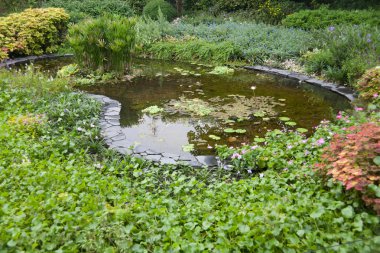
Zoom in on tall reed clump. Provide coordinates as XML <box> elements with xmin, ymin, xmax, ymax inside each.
<box><xmin>68</xmin><ymin>15</ymin><xmax>136</xmax><ymax>74</ymax></box>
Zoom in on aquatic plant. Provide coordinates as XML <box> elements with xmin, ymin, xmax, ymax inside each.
<box><xmin>68</xmin><ymin>15</ymin><xmax>136</xmax><ymax>74</ymax></box>
<box><xmin>209</xmin><ymin>66</ymin><xmax>235</xmax><ymax>75</ymax></box>
<box><xmin>142</xmin><ymin>105</ymin><xmax>164</xmax><ymax>115</ymax></box>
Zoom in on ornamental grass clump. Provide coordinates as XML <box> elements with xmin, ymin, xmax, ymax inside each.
<box><xmin>68</xmin><ymin>15</ymin><xmax>136</xmax><ymax>74</ymax></box>
<box><xmin>316</xmin><ymin>123</ymin><xmax>380</xmax><ymax>214</ymax></box>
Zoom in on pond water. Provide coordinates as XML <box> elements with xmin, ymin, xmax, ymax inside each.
<box><xmin>31</xmin><ymin>58</ymin><xmax>351</xmax><ymax>156</ymax></box>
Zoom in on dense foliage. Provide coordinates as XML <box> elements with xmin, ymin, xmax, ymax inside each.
<box><xmin>41</xmin><ymin>0</ymin><xmax>134</xmax><ymax>22</ymax></box>
<box><xmin>303</xmin><ymin>25</ymin><xmax>380</xmax><ymax>86</ymax></box>
<box><xmin>136</xmin><ymin>18</ymin><xmax>312</xmax><ymax>64</ymax></box>
<box><xmin>357</xmin><ymin>66</ymin><xmax>380</xmax><ymax>102</ymax></box>
<box><xmin>0</xmin><ymin>69</ymin><xmax>379</xmax><ymax>252</ymax></box>
<box><xmin>143</xmin><ymin>0</ymin><xmax>177</xmax><ymax>21</ymax></box>
<box><xmin>68</xmin><ymin>15</ymin><xmax>136</xmax><ymax>73</ymax></box>
<box><xmin>316</xmin><ymin>122</ymin><xmax>380</xmax><ymax>214</ymax></box>
<box><xmin>282</xmin><ymin>8</ymin><xmax>380</xmax><ymax>29</ymax></box>
<box><xmin>0</xmin><ymin>8</ymin><xmax>69</xmax><ymax>61</ymax></box>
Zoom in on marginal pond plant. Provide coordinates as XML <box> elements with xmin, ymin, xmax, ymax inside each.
<box><xmin>68</xmin><ymin>15</ymin><xmax>136</xmax><ymax>74</ymax></box>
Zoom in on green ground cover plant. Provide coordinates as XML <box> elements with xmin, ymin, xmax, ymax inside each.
<box><xmin>1</xmin><ymin>68</ymin><xmax>379</xmax><ymax>252</ymax></box>
<box><xmin>303</xmin><ymin>25</ymin><xmax>380</xmax><ymax>86</ymax></box>
<box><xmin>282</xmin><ymin>8</ymin><xmax>380</xmax><ymax>30</ymax></box>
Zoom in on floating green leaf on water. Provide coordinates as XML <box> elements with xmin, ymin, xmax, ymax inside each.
<box><xmin>279</xmin><ymin>117</ymin><xmax>290</xmax><ymax>121</ymax></box>
<box><xmin>209</xmin><ymin>66</ymin><xmax>234</xmax><ymax>75</ymax></box>
<box><xmin>224</xmin><ymin>128</ymin><xmax>235</xmax><ymax>133</ymax></box>
<box><xmin>285</xmin><ymin>121</ymin><xmax>297</xmax><ymax>126</ymax></box>
<box><xmin>224</xmin><ymin>128</ymin><xmax>246</xmax><ymax>134</ymax></box>
<box><xmin>254</xmin><ymin>137</ymin><xmax>266</xmax><ymax>143</ymax></box>
<box><xmin>297</xmin><ymin>128</ymin><xmax>308</xmax><ymax>133</ymax></box>
<box><xmin>182</xmin><ymin>143</ymin><xmax>195</xmax><ymax>152</ymax></box>
<box><xmin>142</xmin><ymin>105</ymin><xmax>164</xmax><ymax>115</ymax></box>
<box><xmin>263</xmin><ymin>117</ymin><xmax>270</xmax><ymax>121</ymax></box>
<box><xmin>209</xmin><ymin>135</ymin><xmax>221</xmax><ymax>140</ymax></box>
<box><xmin>254</xmin><ymin>111</ymin><xmax>266</xmax><ymax>117</ymax></box>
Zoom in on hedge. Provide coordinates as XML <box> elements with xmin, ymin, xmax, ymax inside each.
<box><xmin>0</xmin><ymin>8</ymin><xmax>69</xmax><ymax>61</ymax></box>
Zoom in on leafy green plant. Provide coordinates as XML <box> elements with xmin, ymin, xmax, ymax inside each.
<box><xmin>68</xmin><ymin>15</ymin><xmax>136</xmax><ymax>74</ymax></box>
<box><xmin>142</xmin><ymin>105</ymin><xmax>164</xmax><ymax>115</ymax></box>
<box><xmin>42</xmin><ymin>0</ymin><xmax>134</xmax><ymax>22</ymax></box>
<box><xmin>303</xmin><ymin>25</ymin><xmax>380</xmax><ymax>86</ymax></box>
<box><xmin>143</xmin><ymin>0</ymin><xmax>177</xmax><ymax>21</ymax></box>
<box><xmin>282</xmin><ymin>8</ymin><xmax>380</xmax><ymax>30</ymax></box>
<box><xmin>209</xmin><ymin>66</ymin><xmax>235</xmax><ymax>75</ymax></box>
<box><xmin>0</xmin><ymin>8</ymin><xmax>69</xmax><ymax>61</ymax></box>
<box><xmin>356</xmin><ymin>66</ymin><xmax>380</xmax><ymax>102</ymax></box>
<box><xmin>316</xmin><ymin>123</ymin><xmax>380</xmax><ymax>214</ymax></box>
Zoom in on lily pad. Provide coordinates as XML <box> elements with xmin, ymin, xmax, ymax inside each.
<box><xmin>296</xmin><ymin>128</ymin><xmax>308</xmax><ymax>133</ymax></box>
<box><xmin>279</xmin><ymin>117</ymin><xmax>290</xmax><ymax>121</ymax></box>
<box><xmin>285</xmin><ymin>121</ymin><xmax>297</xmax><ymax>126</ymax></box>
<box><xmin>209</xmin><ymin>66</ymin><xmax>235</xmax><ymax>75</ymax></box>
<box><xmin>142</xmin><ymin>105</ymin><xmax>164</xmax><ymax>115</ymax></box>
<box><xmin>224</xmin><ymin>128</ymin><xmax>235</xmax><ymax>133</ymax></box>
<box><xmin>254</xmin><ymin>138</ymin><xmax>265</xmax><ymax>143</ymax></box>
<box><xmin>182</xmin><ymin>144</ymin><xmax>195</xmax><ymax>152</ymax></box>
<box><xmin>235</xmin><ymin>129</ymin><xmax>247</xmax><ymax>134</ymax></box>
<box><xmin>209</xmin><ymin>135</ymin><xmax>221</xmax><ymax>140</ymax></box>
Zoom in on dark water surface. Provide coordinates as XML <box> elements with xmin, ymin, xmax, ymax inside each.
<box><xmin>32</xmin><ymin>58</ymin><xmax>351</xmax><ymax>156</ymax></box>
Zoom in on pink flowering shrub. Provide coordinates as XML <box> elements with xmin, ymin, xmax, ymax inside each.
<box><xmin>356</xmin><ymin>67</ymin><xmax>380</xmax><ymax>103</ymax></box>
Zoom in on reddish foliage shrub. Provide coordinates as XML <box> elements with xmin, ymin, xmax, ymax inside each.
<box><xmin>316</xmin><ymin>123</ymin><xmax>380</xmax><ymax>214</ymax></box>
<box><xmin>356</xmin><ymin>66</ymin><xmax>380</xmax><ymax>101</ymax></box>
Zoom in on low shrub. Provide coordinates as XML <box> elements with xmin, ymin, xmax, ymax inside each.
<box><xmin>145</xmin><ymin>38</ymin><xmax>242</xmax><ymax>63</ymax></box>
<box><xmin>0</xmin><ymin>8</ymin><xmax>69</xmax><ymax>61</ymax></box>
<box><xmin>303</xmin><ymin>25</ymin><xmax>380</xmax><ymax>86</ymax></box>
<box><xmin>42</xmin><ymin>0</ymin><xmax>134</xmax><ymax>22</ymax></box>
<box><xmin>357</xmin><ymin>67</ymin><xmax>380</xmax><ymax>102</ymax></box>
<box><xmin>136</xmin><ymin>18</ymin><xmax>312</xmax><ymax>64</ymax></box>
<box><xmin>143</xmin><ymin>0</ymin><xmax>177</xmax><ymax>21</ymax></box>
<box><xmin>68</xmin><ymin>15</ymin><xmax>136</xmax><ymax>73</ymax></box>
<box><xmin>282</xmin><ymin>8</ymin><xmax>380</xmax><ymax>30</ymax></box>
<box><xmin>316</xmin><ymin>123</ymin><xmax>380</xmax><ymax>215</ymax></box>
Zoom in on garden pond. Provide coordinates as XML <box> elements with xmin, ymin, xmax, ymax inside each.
<box><xmin>31</xmin><ymin>58</ymin><xmax>351</xmax><ymax>156</ymax></box>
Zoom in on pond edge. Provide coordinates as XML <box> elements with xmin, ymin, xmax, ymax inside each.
<box><xmin>244</xmin><ymin>66</ymin><xmax>356</xmax><ymax>101</ymax></box>
<box><xmin>0</xmin><ymin>54</ymin><xmax>356</xmax><ymax>166</ymax></box>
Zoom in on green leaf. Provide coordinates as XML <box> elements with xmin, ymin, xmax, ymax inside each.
<box><xmin>238</xmin><ymin>224</ymin><xmax>250</xmax><ymax>234</ymax></box>
<box><xmin>223</xmin><ymin>128</ymin><xmax>235</xmax><ymax>133</ymax></box>
<box><xmin>279</xmin><ymin>117</ymin><xmax>290</xmax><ymax>121</ymax></box>
<box><xmin>296</xmin><ymin>128</ymin><xmax>308</xmax><ymax>133</ymax></box>
<box><xmin>209</xmin><ymin>135</ymin><xmax>221</xmax><ymax>140</ymax></box>
<box><xmin>285</xmin><ymin>121</ymin><xmax>297</xmax><ymax>126</ymax></box>
<box><xmin>341</xmin><ymin>206</ymin><xmax>355</xmax><ymax>219</ymax></box>
<box><xmin>374</xmin><ymin>156</ymin><xmax>380</xmax><ymax>166</ymax></box>
<box><xmin>310</xmin><ymin>207</ymin><xmax>325</xmax><ymax>218</ymax></box>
